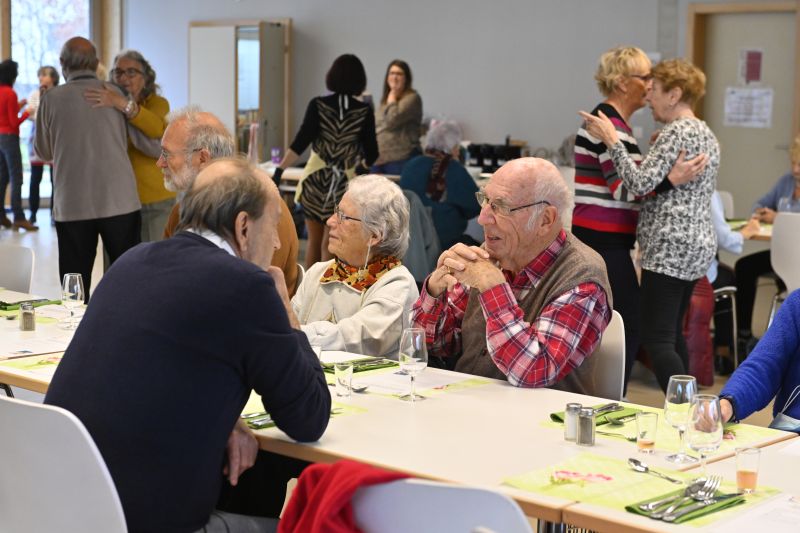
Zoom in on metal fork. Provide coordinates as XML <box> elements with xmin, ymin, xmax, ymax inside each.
<box><xmin>596</xmin><ymin>430</ymin><xmax>637</xmax><ymax>442</ymax></box>
<box><xmin>650</xmin><ymin>475</ymin><xmax>720</xmax><ymax>519</ymax></box>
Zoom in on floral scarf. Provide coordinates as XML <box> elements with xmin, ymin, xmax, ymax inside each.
<box><xmin>424</xmin><ymin>148</ymin><xmax>451</xmax><ymax>202</ymax></box>
<box><xmin>319</xmin><ymin>255</ymin><xmax>402</xmax><ymax>293</ymax></box>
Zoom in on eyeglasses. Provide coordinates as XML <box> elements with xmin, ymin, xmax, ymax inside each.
<box><xmin>475</xmin><ymin>190</ymin><xmax>551</xmax><ymax>217</ymax></box>
<box><xmin>159</xmin><ymin>147</ymin><xmax>201</xmax><ymax>162</ymax></box>
<box><xmin>334</xmin><ymin>206</ymin><xmax>362</xmax><ymax>224</ymax></box>
<box><xmin>111</xmin><ymin>68</ymin><xmax>144</xmax><ymax>79</ymax></box>
<box><xmin>630</xmin><ymin>73</ymin><xmax>653</xmax><ymax>82</ymax></box>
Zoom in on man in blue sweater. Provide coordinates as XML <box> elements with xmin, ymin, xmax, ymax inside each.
<box><xmin>720</xmin><ymin>289</ymin><xmax>800</xmax><ymax>428</ymax></box>
<box><xmin>46</xmin><ymin>158</ymin><xmax>331</xmax><ymax>532</ymax></box>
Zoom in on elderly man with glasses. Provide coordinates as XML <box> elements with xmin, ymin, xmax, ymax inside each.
<box><xmin>411</xmin><ymin>157</ymin><xmax>612</xmax><ymax>393</ymax></box>
<box><xmin>158</xmin><ymin>106</ymin><xmax>300</xmax><ymax>296</ymax></box>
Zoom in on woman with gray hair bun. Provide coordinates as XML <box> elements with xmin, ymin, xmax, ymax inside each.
<box><xmin>399</xmin><ymin>119</ymin><xmax>481</xmax><ymax>248</ymax></box>
<box><xmin>291</xmin><ymin>174</ymin><xmax>419</xmax><ymax>358</ymax></box>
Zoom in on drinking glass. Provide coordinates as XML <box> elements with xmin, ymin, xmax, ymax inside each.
<box><xmin>398</xmin><ymin>328</ymin><xmax>428</xmax><ymax>403</ymax></box>
<box><xmin>61</xmin><ymin>273</ymin><xmax>85</xmax><ymax>330</ymax></box>
<box><xmin>663</xmin><ymin>375</ymin><xmax>698</xmax><ymax>464</ymax></box>
<box><xmin>736</xmin><ymin>447</ymin><xmax>760</xmax><ymax>494</ymax></box>
<box><xmin>777</xmin><ymin>196</ymin><xmax>800</xmax><ymax>213</ymax></box>
<box><xmin>686</xmin><ymin>394</ymin><xmax>723</xmax><ymax>476</ymax></box>
<box><xmin>635</xmin><ymin>412</ymin><xmax>658</xmax><ymax>454</ymax></box>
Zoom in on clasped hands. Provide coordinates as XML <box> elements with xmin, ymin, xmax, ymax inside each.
<box><xmin>427</xmin><ymin>243</ymin><xmax>506</xmax><ymax>298</ymax></box>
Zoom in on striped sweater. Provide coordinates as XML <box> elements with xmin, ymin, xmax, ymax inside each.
<box><xmin>573</xmin><ymin>103</ymin><xmax>641</xmax><ymax>246</ymax></box>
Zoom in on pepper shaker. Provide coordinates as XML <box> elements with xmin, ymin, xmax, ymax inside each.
<box><xmin>564</xmin><ymin>403</ymin><xmax>582</xmax><ymax>441</ymax></box>
<box><xmin>576</xmin><ymin>407</ymin><xmax>596</xmax><ymax>446</ymax></box>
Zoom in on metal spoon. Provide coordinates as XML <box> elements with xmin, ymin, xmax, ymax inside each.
<box><xmin>596</xmin><ymin>430</ymin><xmax>637</xmax><ymax>442</ymax></box>
<box><xmin>639</xmin><ymin>477</ymin><xmax>707</xmax><ymax>512</ymax></box>
<box><xmin>628</xmin><ymin>458</ymin><xmax>683</xmax><ymax>484</ymax></box>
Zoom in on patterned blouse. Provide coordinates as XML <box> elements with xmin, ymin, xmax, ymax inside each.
<box><xmin>608</xmin><ymin>117</ymin><xmax>719</xmax><ymax>281</ymax></box>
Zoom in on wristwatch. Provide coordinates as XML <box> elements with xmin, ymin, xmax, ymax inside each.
<box><xmin>720</xmin><ymin>395</ymin><xmax>739</xmax><ymax>423</ymax></box>
<box><xmin>123</xmin><ymin>98</ymin><xmax>137</xmax><ymax>118</ymax></box>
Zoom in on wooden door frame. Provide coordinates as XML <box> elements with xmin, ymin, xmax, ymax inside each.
<box><xmin>687</xmin><ymin>1</ymin><xmax>800</xmax><ymax>135</ymax></box>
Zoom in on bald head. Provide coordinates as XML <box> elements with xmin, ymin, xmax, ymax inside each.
<box><xmin>60</xmin><ymin>37</ymin><xmax>99</xmax><ymax>74</ymax></box>
<box><xmin>495</xmin><ymin>157</ymin><xmax>573</xmax><ymax>227</ymax></box>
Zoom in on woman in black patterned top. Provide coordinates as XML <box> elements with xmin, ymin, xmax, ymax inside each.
<box><xmin>581</xmin><ymin>58</ymin><xmax>719</xmax><ymax>397</ymax></box>
<box><xmin>275</xmin><ymin>54</ymin><xmax>378</xmax><ymax>268</ymax></box>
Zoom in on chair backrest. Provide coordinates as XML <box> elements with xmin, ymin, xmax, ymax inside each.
<box><xmin>717</xmin><ymin>190</ymin><xmax>735</xmax><ymax>219</ymax></box>
<box><xmin>352</xmin><ymin>478</ymin><xmax>533</xmax><ymax>533</ymax></box>
<box><xmin>590</xmin><ymin>310</ymin><xmax>625</xmax><ymax>401</ymax></box>
<box><xmin>401</xmin><ymin>189</ymin><xmax>441</xmax><ymax>282</ymax></box>
<box><xmin>0</xmin><ymin>244</ymin><xmax>34</xmax><ymax>293</ymax></box>
<box><xmin>0</xmin><ymin>396</ymin><xmax>128</xmax><ymax>533</ymax></box>
<box><xmin>296</xmin><ymin>262</ymin><xmax>305</xmax><ymax>286</ymax></box>
<box><xmin>771</xmin><ymin>212</ymin><xmax>800</xmax><ymax>294</ymax></box>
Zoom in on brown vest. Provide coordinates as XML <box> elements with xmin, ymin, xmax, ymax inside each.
<box><xmin>455</xmin><ymin>232</ymin><xmax>612</xmax><ymax>394</ymax></box>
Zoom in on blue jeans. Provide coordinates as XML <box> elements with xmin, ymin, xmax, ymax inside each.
<box><xmin>0</xmin><ymin>133</ymin><xmax>25</xmax><ymax>221</ymax></box>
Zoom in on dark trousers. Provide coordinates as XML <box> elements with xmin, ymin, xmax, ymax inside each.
<box><xmin>0</xmin><ymin>133</ymin><xmax>25</xmax><ymax>221</ymax></box>
<box><xmin>593</xmin><ymin>247</ymin><xmax>640</xmax><ymax>396</ymax></box>
<box><xmin>734</xmin><ymin>250</ymin><xmax>784</xmax><ymax>334</ymax></box>
<box><xmin>55</xmin><ymin>211</ymin><xmax>141</xmax><ymax>299</ymax></box>
<box><xmin>217</xmin><ymin>450</ymin><xmax>309</xmax><ymax>518</ymax></box>
<box><xmin>640</xmin><ymin>269</ymin><xmax>697</xmax><ymax>393</ymax></box>
<box><xmin>29</xmin><ymin>163</ymin><xmax>52</xmax><ymax>219</ymax></box>
<box><xmin>711</xmin><ymin>264</ymin><xmax>736</xmax><ymax>348</ymax></box>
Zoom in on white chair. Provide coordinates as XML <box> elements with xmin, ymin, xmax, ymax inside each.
<box><xmin>0</xmin><ymin>396</ymin><xmax>128</xmax><ymax>533</ymax></box>
<box><xmin>296</xmin><ymin>262</ymin><xmax>305</xmax><ymax>286</ymax></box>
<box><xmin>717</xmin><ymin>190</ymin><xmax>735</xmax><ymax>219</ymax></box>
<box><xmin>352</xmin><ymin>478</ymin><xmax>533</xmax><ymax>533</ymax></box>
<box><xmin>768</xmin><ymin>212</ymin><xmax>800</xmax><ymax>325</ymax></box>
<box><xmin>590</xmin><ymin>310</ymin><xmax>625</xmax><ymax>401</ymax></box>
<box><xmin>0</xmin><ymin>244</ymin><xmax>34</xmax><ymax>293</ymax></box>
<box><xmin>713</xmin><ymin>285</ymin><xmax>740</xmax><ymax>368</ymax></box>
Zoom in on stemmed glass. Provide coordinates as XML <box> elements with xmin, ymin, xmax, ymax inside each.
<box><xmin>398</xmin><ymin>328</ymin><xmax>428</xmax><ymax>403</ymax></box>
<box><xmin>686</xmin><ymin>394</ymin><xmax>724</xmax><ymax>476</ymax></box>
<box><xmin>663</xmin><ymin>375</ymin><xmax>699</xmax><ymax>464</ymax></box>
<box><xmin>61</xmin><ymin>273</ymin><xmax>85</xmax><ymax>330</ymax></box>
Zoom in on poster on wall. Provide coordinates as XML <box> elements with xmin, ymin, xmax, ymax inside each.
<box><xmin>738</xmin><ymin>48</ymin><xmax>763</xmax><ymax>85</ymax></box>
<box><xmin>723</xmin><ymin>87</ymin><xmax>773</xmax><ymax>128</ymax></box>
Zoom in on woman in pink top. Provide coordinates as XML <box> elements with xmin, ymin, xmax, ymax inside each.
<box><xmin>0</xmin><ymin>59</ymin><xmax>36</xmax><ymax>231</ymax></box>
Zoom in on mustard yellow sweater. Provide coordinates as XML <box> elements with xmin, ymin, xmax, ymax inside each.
<box><xmin>128</xmin><ymin>94</ymin><xmax>175</xmax><ymax>205</ymax></box>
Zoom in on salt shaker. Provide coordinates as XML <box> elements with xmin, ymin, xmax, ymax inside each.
<box><xmin>576</xmin><ymin>407</ymin><xmax>596</xmax><ymax>446</ymax></box>
<box><xmin>19</xmin><ymin>302</ymin><xmax>35</xmax><ymax>331</ymax></box>
<box><xmin>564</xmin><ymin>403</ymin><xmax>582</xmax><ymax>441</ymax></box>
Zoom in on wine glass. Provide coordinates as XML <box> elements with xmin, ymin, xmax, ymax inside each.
<box><xmin>663</xmin><ymin>375</ymin><xmax>699</xmax><ymax>464</ymax></box>
<box><xmin>398</xmin><ymin>328</ymin><xmax>428</xmax><ymax>403</ymax></box>
<box><xmin>61</xmin><ymin>273</ymin><xmax>85</xmax><ymax>330</ymax></box>
<box><xmin>686</xmin><ymin>394</ymin><xmax>723</xmax><ymax>477</ymax></box>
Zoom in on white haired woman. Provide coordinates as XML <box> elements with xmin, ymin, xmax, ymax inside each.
<box><xmin>399</xmin><ymin>120</ymin><xmax>481</xmax><ymax>248</ymax></box>
<box><xmin>291</xmin><ymin>175</ymin><xmax>419</xmax><ymax>358</ymax></box>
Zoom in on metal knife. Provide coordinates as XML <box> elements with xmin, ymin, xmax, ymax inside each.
<box><xmin>662</xmin><ymin>493</ymin><xmax>742</xmax><ymax>522</ymax></box>
<box><xmin>594</xmin><ymin>402</ymin><xmax>623</xmax><ymax>414</ymax></box>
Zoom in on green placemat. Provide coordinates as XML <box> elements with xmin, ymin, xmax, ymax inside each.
<box><xmin>549</xmin><ymin>403</ymin><xmax>641</xmax><ymax>426</ymax></box>
<box><xmin>545</xmin><ymin>403</ymin><xmax>787</xmax><ymax>458</ymax></box>
<box><xmin>0</xmin><ymin>353</ymin><xmax>62</xmax><ymax>371</ymax></box>
<box><xmin>626</xmin><ymin>482</ymin><xmax>780</xmax><ymax>527</ymax></box>
<box><xmin>504</xmin><ymin>453</ymin><xmax>781</xmax><ymax>527</ymax></box>
<box><xmin>503</xmin><ymin>452</ymin><xmax>693</xmax><ymax>505</ymax></box>
<box><xmin>0</xmin><ymin>299</ymin><xmax>61</xmax><ymax>311</ymax></box>
<box><xmin>322</xmin><ymin>359</ymin><xmax>399</xmax><ymax>374</ymax></box>
<box><xmin>0</xmin><ymin>309</ymin><xmax>59</xmax><ymax>324</ymax></box>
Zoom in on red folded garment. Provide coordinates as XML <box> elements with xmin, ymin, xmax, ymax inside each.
<box><xmin>278</xmin><ymin>459</ymin><xmax>409</xmax><ymax>533</ymax></box>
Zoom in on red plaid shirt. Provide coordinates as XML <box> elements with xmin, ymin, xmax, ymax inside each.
<box><xmin>411</xmin><ymin>231</ymin><xmax>610</xmax><ymax>387</ymax></box>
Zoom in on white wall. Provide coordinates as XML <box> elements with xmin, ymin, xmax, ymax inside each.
<box><xmin>124</xmin><ymin>0</ymin><xmax>665</xmax><ymax>153</ymax></box>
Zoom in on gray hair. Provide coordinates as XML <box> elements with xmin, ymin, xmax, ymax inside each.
<box><xmin>514</xmin><ymin>158</ymin><xmax>573</xmax><ymax>229</ymax></box>
<box><xmin>347</xmin><ymin>175</ymin><xmax>410</xmax><ymax>259</ymax></box>
<box><xmin>167</xmin><ymin>105</ymin><xmax>235</xmax><ymax>158</ymax></box>
<box><xmin>425</xmin><ymin>120</ymin><xmax>462</xmax><ymax>152</ymax></box>
<box><xmin>175</xmin><ymin>157</ymin><xmax>267</xmax><ymax>243</ymax></box>
<box><xmin>59</xmin><ymin>37</ymin><xmax>99</xmax><ymax>73</ymax></box>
